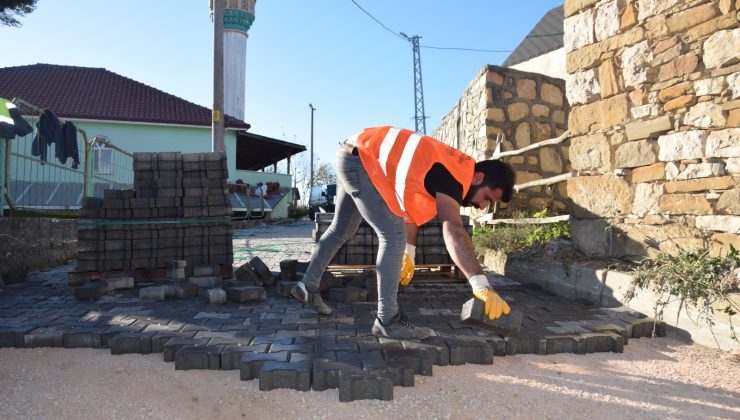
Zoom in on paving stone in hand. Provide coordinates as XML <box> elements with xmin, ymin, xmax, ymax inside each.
<box><xmin>460</xmin><ymin>298</ymin><xmax>523</xmax><ymax>335</ymax></box>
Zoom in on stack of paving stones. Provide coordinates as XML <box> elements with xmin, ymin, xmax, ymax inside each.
<box><xmin>314</xmin><ymin>213</ymin><xmax>472</xmax><ymax>266</ymax></box>
<box><xmin>72</xmin><ymin>152</ymin><xmax>233</xmax><ymax>289</ymax></box>
<box><xmin>2</xmin><ymin>258</ymin><xmax>667</xmax><ymax>402</ymax></box>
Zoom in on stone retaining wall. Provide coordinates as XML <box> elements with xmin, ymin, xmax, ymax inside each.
<box><xmin>564</xmin><ymin>0</ymin><xmax>739</xmax><ymax>258</ymax></box>
<box><xmin>434</xmin><ymin>65</ymin><xmax>570</xmax><ymax>217</ymax></box>
<box><xmin>0</xmin><ymin>217</ymin><xmax>77</xmax><ymax>284</ymax></box>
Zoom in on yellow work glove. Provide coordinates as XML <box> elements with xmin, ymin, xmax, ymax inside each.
<box><xmin>399</xmin><ymin>244</ymin><xmax>416</xmax><ymax>286</ymax></box>
<box><xmin>470</xmin><ymin>274</ymin><xmax>510</xmax><ymax>320</ymax></box>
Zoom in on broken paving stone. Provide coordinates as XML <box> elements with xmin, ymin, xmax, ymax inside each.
<box><xmin>311</xmin><ymin>359</ymin><xmax>362</xmax><ymax>391</ymax></box>
<box><xmin>361</xmin><ymin>359</ymin><xmax>415</xmax><ymax>387</ymax></box>
<box><xmin>102</xmin><ymin>276</ymin><xmax>135</xmax><ymax>292</ymax></box>
<box><xmin>628</xmin><ymin>318</ymin><xmax>666</xmax><ymax>338</ymax></box>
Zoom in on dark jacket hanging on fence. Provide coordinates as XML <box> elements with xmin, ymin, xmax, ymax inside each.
<box><xmin>0</xmin><ymin>97</ymin><xmax>33</xmax><ymax>139</ymax></box>
<box><xmin>61</xmin><ymin>121</ymin><xmax>80</xmax><ymax>169</ymax></box>
<box><xmin>31</xmin><ymin>109</ymin><xmax>62</xmax><ymax>162</ymax></box>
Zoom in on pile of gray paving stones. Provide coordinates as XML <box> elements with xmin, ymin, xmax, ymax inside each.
<box><xmin>314</xmin><ymin>214</ymin><xmax>472</xmax><ymax>266</ymax></box>
<box><xmin>71</xmin><ymin>151</ymin><xmax>233</xmax><ymax>291</ymax></box>
<box><xmin>0</xmin><ymin>257</ymin><xmax>665</xmax><ymax>402</ymax></box>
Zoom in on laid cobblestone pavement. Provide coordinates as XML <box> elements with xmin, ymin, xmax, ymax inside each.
<box><xmin>0</xmin><ymin>220</ymin><xmax>662</xmax><ymax>402</ymax></box>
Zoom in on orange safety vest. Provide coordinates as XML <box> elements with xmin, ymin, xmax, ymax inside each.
<box><xmin>351</xmin><ymin>126</ymin><xmax>475</xmax><ymax>226</ymax></box>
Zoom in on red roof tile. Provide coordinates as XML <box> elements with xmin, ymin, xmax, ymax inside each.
<box><xmin>0</xmin><ymin>63</ymin><xmax>250</xmax><ymax>129</ymax></box>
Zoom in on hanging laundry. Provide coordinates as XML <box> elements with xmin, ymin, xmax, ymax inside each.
<box><xmin>0</xmin><ymin>97</ymin><xmax>33</xmax><ymax>140</ymax></box>
<box><xmin>61</xmin><ymin>121</ymin><xmax>80</xmax><ymax>169</ymax></box>
<box><xmin>31</xmin><ymin>109</ymin><xmax>62</xmax><ymax>162</ymax></box>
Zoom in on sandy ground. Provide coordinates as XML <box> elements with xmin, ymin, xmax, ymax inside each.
<box><xmin>1</xmin><ymin>335</ymin><xmax>738</xmax><ymax>420</ymax></box>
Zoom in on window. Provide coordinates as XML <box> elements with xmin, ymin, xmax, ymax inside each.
<box><xmin>94</xmin><ymin>144</ymin><xmax>113</xmax><ymax>174</ymax></box>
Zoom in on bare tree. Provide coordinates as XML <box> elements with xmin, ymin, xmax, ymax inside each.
<box><xmin>1</xmin><ymin>0</ymin><xmax>37</xmax><ymax>27</ymax></box>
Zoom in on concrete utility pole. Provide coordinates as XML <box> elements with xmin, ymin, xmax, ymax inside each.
<box><xmin>309</xmin><ymin>103</ymin><xmax>316</xmax><ymax>189</ymax></box>
<box><xmin>212</xmin><ymin>0</ymin><xmax>225</xmax><ymax>152</ymax></box>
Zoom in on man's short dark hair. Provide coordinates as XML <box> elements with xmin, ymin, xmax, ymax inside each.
<box><xmin>475</xmin><ymin>160</ymin><xmax>516</xmax><ymax>202</ymax></box>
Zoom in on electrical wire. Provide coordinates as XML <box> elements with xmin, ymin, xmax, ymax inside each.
<box><xmin>350</xmin><ymin>0</ymin><xmax>514</xmax><ymax>53</ymax></box>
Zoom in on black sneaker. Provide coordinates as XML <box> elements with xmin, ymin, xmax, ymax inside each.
<box><xmin>290</xmin><ymin>282</ymin><xmax>333</xmax><ymax>315</ymax></box>
<box><xmin>371</xmin><ymin>311</ymin><xmax>436</xmax><ymax>340</ymax></box>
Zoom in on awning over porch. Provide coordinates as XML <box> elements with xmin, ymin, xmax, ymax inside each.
<box><xmin>236</xmin><ymin>131</ymin><xmax>306</xmax><ymax>171</ymax></box>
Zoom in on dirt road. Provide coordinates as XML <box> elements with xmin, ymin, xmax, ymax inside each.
<box><xmin>1</xmin><ymin>335</ymin><xmax>738</xmax><ymax>419</ymax></box>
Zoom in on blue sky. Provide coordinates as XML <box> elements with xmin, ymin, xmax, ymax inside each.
<box><xmin>3</xmin><ymin>0</ymin><xmax>563</xmax><ymax>166</ymax></box>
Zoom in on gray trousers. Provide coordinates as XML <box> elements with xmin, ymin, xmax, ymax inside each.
<box><xmin>301</xmin><ymin>146</ymin><xmax>406</xmax><ymax>324</ymax></box>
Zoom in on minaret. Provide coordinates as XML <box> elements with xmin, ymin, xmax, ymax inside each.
<box><xmin>212</xmin><ymin>0</ymin><xmax>256</xmax><ymax>120</ymax></box>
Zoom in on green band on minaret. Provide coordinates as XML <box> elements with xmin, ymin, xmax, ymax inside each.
<box><xmin>224</xmin><ymin>9</ymin><xmax>255</xmax><ymax>32</ymax></box>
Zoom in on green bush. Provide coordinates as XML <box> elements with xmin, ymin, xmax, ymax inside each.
<box><xmin>288</xmin><ymin>205</ymin><xmax>309</xmax><ymax>219</ymax></box>
<box><xmin>472</xmin><ymin>209</ymin><xmax>570</xmax><ymax>256</ymax></box>
<box><xmin>626</xmin><ymin>246</ymin><xmax>739</xmax><ymax>342</ymax></box>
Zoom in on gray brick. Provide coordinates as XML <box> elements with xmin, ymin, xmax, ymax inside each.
<box><xmin>581</xmin><ymin>332</ymin><xmax>624</xmax><ymax>353</ymax></box>
<box><xmin>240</xmin><ymin>351</ymin><xmax>289</xmax><ymax>380</ymax></box>
<box><xmin>445</xmin><ymin>336</ymin><xmax>493</xmax><ymax>365</ymax></box>
<box><xmin>402</xmin><ymin>337</ymin><xmax>449</xmax><ymax>366</ymax></box>
<box><xmin>629</xmin><ymin>318</ymin><xmax>666</xmax><ymax>338</ymax></box>
<box><xmin>151</xmin><ymin>332</ymin><xmax>196</xmax><ymax>354</ymax></box>
<box><xmin>63</xmin><ymin>329</ymin><xmax>102</xmax><ymax>348</ymax></box>
<box><xmin>220</xmin><ymin>344</ymin><xmax>269</xmax><ymax>370</ymax></box>
<box><xmin>505</xmin><ymin>336</ymin><xmax>542</xmax><ymax>355</ymax></box>
<box><xmin>75</xmin><ymin>282</ymin><xmax>104</xmax><ymax>301</ymax></box>
<box><xmin>162</xmin><ymin>337</ymin><xmax>209</xmax><ymax>362</ymax></box>
<box><xmin>206</xmin><ymin>288</ymin><xmax>227</xmax><ymax>304</ymax></box>
<box><xmin>362</xmin><ymin>359</ymin><xmax>414</xmax><ymax>387</ymax></box>
<box><xmin>383</xmin><ymin>347</ymin><xmax>433</xmax><ymax>376</ymax></box>
<box><xmin>227</xmin><ymin>286</ymin><xmax>266</xmax><ymax>303</ymax></box>
<box><xmin>338</xmin><ymin>370</ymin><xmax>393</xmax><ymax>402</ymax></box>
<box><xmin>544</xmin><ymin>335</ymin><xmax>586</xmax><ymax>355</ymax></box>
<box><xmin>587</xmin><ymin>323</ymin><xmax>629</xmax><ymax>344</ymax></box>
<box><xmin>248</xmin><ymin>257</ymin><xmax>274</xmax><ymax>286</ymax></box>
<box><xmin>258</xmin><ymin>361</ymin><xmax>312</xmax><ymax>391</ymax></box>
<box><xmin>24</xmin><ymin>327</ymin><xmax>64</xmax><ymax>348</ymax></box>
<box><xmin>312</xmin><ymin>359</ymin><xmax>362</xmax><ymax>391</ymax></box>
<box><xmin>175</xmin><ymin>344</ymin><xmax>225</xmax><ymax>370</ymax></box>
<box><xmin>193</xmin><ymin>265</ymin><xmax>218</xmax><ymax>277</ymax></box>
<box><xmin>110</xmin><ymin>333</ymin><xmax>153</xmax><ymax>355</ymax></box>
<box><xmin>0</xmin><ymin>326</ymin><xmax>35</xmax><ymax>348</ymax></box>
<box><xmin>102</xmin><ymin>277</ymin><xmax>135</xmax><ymax>292</ymax></box>
<box><xmin>139</xmin><ymin>286</ymin><xmax>166</xmax><ymax>301</ymax></box>
<box><xmin>276</xmin><ymin>281</ymin><xmax>298</xmax><ymax>298</ymax></box>
<box><xmin>189</xmin><ymin>276</ymin><xmax>221</xmax><ymax>288</ymax></box>
<box><xmin>175</xmin><ymin>282</ymin><xmax>199</xmax><ymax>299</ymax></box>
<box><xmin>460</xmin><ymin>298</ymin><xmax>522</xmax><ymax>335</ymax></box>
<box><xmin>328</xmin><ymin>287</ymin><xmax>368</xmax><ymax>304</ymax></box>
<box><xmin>234</xmin><ymin>263</ymin><xmax>261</xmax><ymax>285</ymax></box>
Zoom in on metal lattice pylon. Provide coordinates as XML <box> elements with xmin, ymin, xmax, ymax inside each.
<box><xmin>402</xmin><ymin>34</ymin><xmax>427</xmax><ymax>134</ymax></box>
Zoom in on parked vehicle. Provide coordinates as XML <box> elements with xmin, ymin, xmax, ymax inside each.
<box><xmin>308</xmin><ymin>183</ymin><xmax>336</xmax><ymax>220</ymax></box>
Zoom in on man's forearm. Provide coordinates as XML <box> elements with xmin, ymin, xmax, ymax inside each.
<box><xmin>441</xmin><ymin>221</ymin><xmax>484</xmax><ymax>279</ymax></box>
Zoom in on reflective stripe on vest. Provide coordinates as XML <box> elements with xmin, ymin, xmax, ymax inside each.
<box><xmin>353</xmin><ymin>126</ymin><xmax>475</xmax><ymax>225</ymax></box>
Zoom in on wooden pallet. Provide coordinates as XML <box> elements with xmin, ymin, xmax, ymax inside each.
<box><xmin>326</xmin><ymin>263</ymin><xmax>464</xmax><ymax>283</ymax></box>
